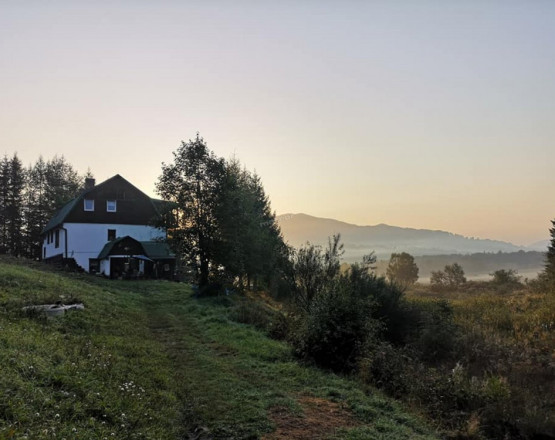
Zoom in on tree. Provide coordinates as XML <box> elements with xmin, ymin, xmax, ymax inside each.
<box><xmin>215</xmin><ymin>161</ymin><xmax>288</xmax><ymax>289</ymax></box>
<box><xmin>490</xmin><ymin>269</ymin><xmax>521</xmax><ymax>286</ymax></box>
<box><xmin>0</xmin><ymin>156</ymin><xmax>11</xmax><ymax>253</ymax></box>
<box><xmin>44</xmin><ymin>155</ymin><xmax>82</xmax><ymax>211</ymax></box>
<box><xmin>545</xmin><ymin>219</ymin><xmax>555</xmax><ymax>286</ymax></box>
<box><xmin>292</xmin><ymin>234</ymin><xmax>344</xmax><ymax>313</ymax></box>
<box><xmin>386</xmin><ymin>252</ymin><xmax>419</xmax><ymax>289</ymax></box>
<box><xmin>445</xmin><ymin>263</ymin><xmax>466</xmax><ymax>287</ymax></box>
<box><xmin>431</xmin><ymin>263</ymin><xmax>466</xmax><ymax>291</ymax></box>
<box><xmin>21</xmin><ymin>155</ymin><xmax>84</xmax><ymax>259</ymax></box>
<box><xmin>5</xmin><ymin>154</ymin><xmax>25</xmax><ymax>255</ymax></box>
<box><xmin>156</xmin><ymin>135</ymin><xmax>225</xmax><ymax>287</ymax></box>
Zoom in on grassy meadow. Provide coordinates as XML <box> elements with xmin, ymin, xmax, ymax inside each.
<box><xmin>403</xmin><ymin>280</ymin><xmax>554</xmax><ymax>439</ymax></box>
<box><xmin>0</xmin><ymin>257</ymin><xmax>436</xmax><ymax>440</ymax></box>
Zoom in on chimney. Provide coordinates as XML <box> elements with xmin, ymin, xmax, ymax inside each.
<box><xmin>85</xmin><ymin>178</ymin><xmax>95</xmax><ymax>190</ymax></box>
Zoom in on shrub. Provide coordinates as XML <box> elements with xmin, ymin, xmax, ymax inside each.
<box><xmin>411</xmin><ymin>300</ymin><xmax>458</xmax><ymax>363</ymax></box>
<box><xmin>291</xmin><ymin>281</ymin><xmax>380</xmax><ymax>372</ymax></box>
<box><xmin>359</xmin><ymin>342</ymin><xmax>413</xmax><ymax>398</ymax></box>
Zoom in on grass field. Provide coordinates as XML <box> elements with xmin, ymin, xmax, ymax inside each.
<box><xmin>0</xmin><ymin>258</ymin><xmax>437</xmax><ymax>440</ymax></box>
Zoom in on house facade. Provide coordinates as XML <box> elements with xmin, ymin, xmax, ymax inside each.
<box><xmin>42</xmin><ymin>175</ymin><xmax>175</xmax><ymax>278</ymax></box>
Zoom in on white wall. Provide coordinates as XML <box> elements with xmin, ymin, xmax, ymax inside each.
<box><xmin>43</xmin><ymin>228</ymin><xmax>65</xmax><ymax>260</ymax></box>
<box><xmin>64</xmin><ymin>223</ymin><xmax>165</xmax><ymax>272</ymax></box>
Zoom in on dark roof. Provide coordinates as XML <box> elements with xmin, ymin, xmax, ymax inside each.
<box><xmin>42</xmin><ymin>175</ymin><xmax>164</xmax><ymax>234</ymax></box>
<box><xmin>42</xmin><ymin>198</ymin><xmax>81</xmax><ymax>234</ymax></box>
<box><xmin>140</xmin><ymin>241</ymin><xmax>175</xmax><ymax>259</ymax></box>
<box><xmin>97</xmin><ymin>236</ymin><xmax>174</xmax><ymax>260</ymax></box>
<box><xmin>97</xmin><ymin>236</ymin><xmax>132</xmax><ymax>260</ymax></box>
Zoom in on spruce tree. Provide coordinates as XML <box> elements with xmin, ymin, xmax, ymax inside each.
<box><xmin>0</xmin><ymin>156</ymin><xmax>9</xmax><ymax>252</ymax></box>
<box><xmin>4</xmin><ymin>154</ymin><xmax>25</xmax><ymax>255</ymax></box>
<box><xmin>545</xmin><ymin>220</ymin><xmax>555</xmax><ymax>284</ymax></box>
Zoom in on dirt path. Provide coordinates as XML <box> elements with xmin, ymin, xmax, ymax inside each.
<box><xmin>264</xmin><ymin>395</ymin><xmax>361</xmax><ymax>440</ymax></box>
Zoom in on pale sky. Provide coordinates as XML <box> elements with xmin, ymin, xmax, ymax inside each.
<box><xmin>1</xmin><ymin>1</ymin><xmax>554</xmax><ymax>246</ymax></box>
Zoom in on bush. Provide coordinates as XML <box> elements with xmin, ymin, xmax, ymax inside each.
<box><xmin>359</xmin><ymin>342</ymin><xmax>413</xmax><ymax>398</ymax></box>
<box><xmin>291</xmin><ymin>281</ymin><xmax>380</xmax><ymax>372</ymax></box>
<box><xmin>411</xmin><ymin>300</ymin><xmax>458</xmax><ymax>362</ymax></box>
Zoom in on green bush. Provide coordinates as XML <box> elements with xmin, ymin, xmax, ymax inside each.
<box><xmin>291</xmin><ymin>281</ymin><xmax>380</xmax><ymax>372</ymax></box>
<box><xmin>411</xmin><ymin>300</ymin><xmax>458</xmax><ymax>362</ymax></box>
<box><xmin>359</xmin><ymin>343</ymin><xmax>413</xmax><ymax>398</ymax></box>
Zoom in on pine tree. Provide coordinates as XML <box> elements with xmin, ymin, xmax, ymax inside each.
<box><xmin>23</xmin><ymin>157</ymin><xmax>48</xmax><ymax>258</ymax></box>
<box><xmin>6</xmin><ymin>154</ymin><xmax>25</xmax><ymax>255</ymax></box>
<box><xmin>0</xmin><ymin>155</ymin><xmax>9</xmax><ymax>253</ymax></box>
<box><xmin>545</xmin><ymin>220</ymin><xmax>555</xmax><ymax>284</ymax></box>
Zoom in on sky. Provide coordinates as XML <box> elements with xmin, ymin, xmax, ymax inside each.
<box><xmin>1</xmin><ymin>1</ymin><xmax>554</xmax><ymax>246</ymax></box>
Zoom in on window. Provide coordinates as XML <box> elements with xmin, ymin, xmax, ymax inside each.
<box><xmin>106</xmin><ymin>200</ymin><xmax>117</xmax><ymax>212</ymax></box>
<box><xmin>84</xmin><ymin>199</ymin><xmax>94</xmax><ymax>211</ymax></box>
<box><xmin>55</xmin><ymin>230</ymin><xmax>59</xmax><ymax>248</ymax></box>
<box><xmin>107</xmin><ymin>229</ymin><xmax>116</xmax><ymax>241</ymax></box>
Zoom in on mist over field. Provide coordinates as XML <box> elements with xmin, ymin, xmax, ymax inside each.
<box><xmin>277</xmin><ymin>213</ymin><xmax>546</xmax><ymax>280</ymax></box>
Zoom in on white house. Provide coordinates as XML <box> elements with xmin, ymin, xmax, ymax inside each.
<box><xmin>42</xmin><ymin>175</ymin><xmax>175</xmax><ymax>278</ymax></box>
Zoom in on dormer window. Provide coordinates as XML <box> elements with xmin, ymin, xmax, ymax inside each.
<box><xmin>107</xmin><ymin>200</ymin><xmax>117</xmax><ymax>212</ymax></box>
<box><xmin>84</xmin><ymin>199</ymin><xmax>94</xmax><ymax>211</ymax></box>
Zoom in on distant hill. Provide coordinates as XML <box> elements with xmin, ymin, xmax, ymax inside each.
<box><xmin>527</xmin><ymin>239</ymin><xmax>549</xmax><ymax>252</ymax></box>
<box><xmin>277</xmin><ymin>213</ymin><xmax>526</xmax><ymax>261</ymax></box>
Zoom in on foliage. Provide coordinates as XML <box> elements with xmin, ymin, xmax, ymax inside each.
<box><xmin>430</xmin><ymin>262</ymin><xmax>467</xmax><ymax>291</ymax></box>
<box><xmin>290</xmin><ymin>237</ymin><xmax>411</xmax><ymax>373</ymax></box>
<box><xmin>157</xmin><ymin>136</ymin><xmax>288</xmax><ymax>290</ymax></box>
<box><xmin>291</xmin><ymin>279</ymin><xmax>380</xmax><ymax>372</ymax></box>
<box><xmin>23</xmin><ymin>155</ymin><xmax>84</xmax><ymax>259</ymax></box>
<box><xmin>291</xmin><ymin>234</ymin><xmax>344</xmax><ymax>312</ymax></box>
<box><xmin>386</xmin><ymin>252</ymin><xmax>419</xmax><ymax>289</ymax></box>
<box><xmin>215</xmin><ymin>158</ymin><xmax>289</xmax><ymax>290</ymax></box>
<box><xmin>543</xmin><ymin>219</ymin><xmax>555</xmax><ymax>287</ymax></box>
<box><xmin>489</xmin><ymin>269</ymin><xmax>522</xmax><ymax>292</ymax></box>
<box><xmin>0</xmin><ymin>154</ymin><xmax>25</xmax><ymax>256</ymax></box>
<box><xmin>156</xmin><ymin>135</ymin><xmax>225</xmax><ymax>287</ymax></box>
<box><xmin>0</xmin><ymin>154</ymin><xmax>86</xmax><ymax>259</ymax></box>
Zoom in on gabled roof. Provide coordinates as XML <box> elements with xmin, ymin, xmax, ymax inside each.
<box><xmin>97</xmin><ymin>236</ymin><xmax>175</xmax><ymax>260</ymax></box>
<box><xmin>42</xmin><ymin>198</ymin><xmax>81</xmax><ymax>234</ymax></box>
<box><xmin>42</xmin><ymin>174</ymin><xmax>164</xmax><ymax>234</ymax></box>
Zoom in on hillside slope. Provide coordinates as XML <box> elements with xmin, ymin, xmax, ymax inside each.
<box><xmin>0</xmin><ymin>259</ymin><xmax>437</xmax><ymax>440</ymax></box>
<box><xmin>277</xmin><ymin>213</ymin><xmax>524</xmax><ymax>260</ymax></box>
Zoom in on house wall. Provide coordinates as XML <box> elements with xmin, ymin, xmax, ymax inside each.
<box><xmin>64</xmin><ymin>223</ymin><xmax>166</xmax><ymax>272</ymax></box>
<box><xmin>43</xmin><ymin>227</ymin><xmax>66</xmax><ymax>261</ymax></box>
<box><xmin>99</xmin><ymin>255</ymin><xmax>146</xmax><ymax>278</ymax></box>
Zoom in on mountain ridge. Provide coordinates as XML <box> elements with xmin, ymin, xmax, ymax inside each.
<box><xmin>276</xmin><ymin>213</ymin><xmax>528</xmax><ymax>261</ymax></box>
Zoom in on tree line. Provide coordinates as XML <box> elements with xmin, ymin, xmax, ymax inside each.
<box><xmin>0</xmin><ymin>153</ymin><xmax>89</xmax><ymax>259</ymax></box>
